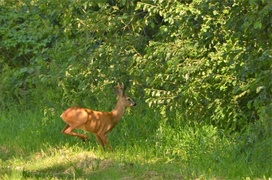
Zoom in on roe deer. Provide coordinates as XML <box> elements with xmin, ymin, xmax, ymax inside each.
<box><xmin>60</xmin><ymin>83</ymin><xmax>136</xmax><ymax>150</ymax></box>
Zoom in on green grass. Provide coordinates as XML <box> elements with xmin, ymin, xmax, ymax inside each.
<box><xmin>0</xmin><ymin>106</ymin><xmax>271</xmax><ymax>179</ymax></box>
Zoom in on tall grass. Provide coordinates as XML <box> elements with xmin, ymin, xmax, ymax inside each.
<box><xmin>0</xmin><ymin>105</ymin><xmax>271</xmax><ymax>179</ymax></box>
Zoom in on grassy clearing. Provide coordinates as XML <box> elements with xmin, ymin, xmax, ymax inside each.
<box><xmin>0</xmin><ymin>107</ymin><xmax>271</xmax><ymax>179</ymax></box>
<box><xmin>1</xmin><ymin>145</ymin><xmax>184</xmax><ymax>179</ymax></box>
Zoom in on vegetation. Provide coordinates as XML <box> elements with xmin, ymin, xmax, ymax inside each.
<box><xmin>0</xmin><ymin>0</ymin><xmax>271</xmax><ymax>179</ymax></box>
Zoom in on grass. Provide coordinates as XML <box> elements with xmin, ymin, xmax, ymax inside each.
<box><xmin>1</xmin><ymin>145</ymin><xmax>185</xmax><ymax>179</ymax></box>
<box><xmin>0</xmin><ymin>106</ymin><xmax>271</xmax><ymax>179</ymax></box>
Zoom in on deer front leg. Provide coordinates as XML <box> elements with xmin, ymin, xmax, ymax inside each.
<box><xmin>95</xmin><ymin>135</ymin><xmax>105</xmax><ymax>150</ymax></box>
<box><xmin>98</xmin><ymin>134</ymin><xmax>113</xmax><ymax>151</ymax></box>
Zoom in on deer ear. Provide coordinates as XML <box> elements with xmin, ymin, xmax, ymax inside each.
<box><xmin>114</xmin><ymin>84</ymin><xmax>119</xmax><ymax>95</ymax></box>
<box><xmin>114</xmin><ymin>83</ymin><xmax>125</xmax><ymax>96</ymax></box>
<box><xmin>120</xmin><ymin>83</ymin><xmax>125</xmax><ymax>95</ymax></box>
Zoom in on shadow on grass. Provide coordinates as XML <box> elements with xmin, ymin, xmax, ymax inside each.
<box><xmin>1</xmin><ymin>148</ymin><xmax>184</xmax><ymax>180</ymax></box>
<box><xmin>21</xmin><ymin>157</ymin><xmax>107</xmax><ymax>179</ymax></box>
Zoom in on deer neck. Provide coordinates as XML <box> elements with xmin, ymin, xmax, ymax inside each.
<box><xmin>111</xmin><ymin>98</ymin><xmax>126</xmax><ymax>124</ymax></box>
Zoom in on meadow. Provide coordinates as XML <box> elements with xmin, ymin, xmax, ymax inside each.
<box><xmin>0</xmin><ymin>106</ymin><xmax>271</xmax><ymax>179</ymax></box>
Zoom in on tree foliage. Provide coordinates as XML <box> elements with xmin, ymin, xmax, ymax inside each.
<box><xmin>0</xmin><ymin>0</ymin><xmax>271</xmax><ymax>134</ymax></box>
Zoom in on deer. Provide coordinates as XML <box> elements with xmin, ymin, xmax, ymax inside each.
<box><xmin>60</xmin><ymin>83</ymin><xmax>136</xmax><ymax>151</ymax></box>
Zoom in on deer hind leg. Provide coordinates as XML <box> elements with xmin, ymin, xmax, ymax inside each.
<box><xmin>62</xmin><ymin>124</ymin><xmax>90</xmax><ymax>141</ymax></box>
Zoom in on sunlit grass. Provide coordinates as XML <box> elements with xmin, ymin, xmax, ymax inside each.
<box><xmin>0</xmin><ymin>144</ymin><xmax>184</xmax><ymax>179</ymax></box>
<box><xmin>0</xmin><ymin>106</ymin><xmax>271</xmax><ymax>179</ymax></box>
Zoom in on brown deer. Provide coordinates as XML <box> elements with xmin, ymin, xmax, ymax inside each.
<box><xmin>60</xmin><ymin>83</ymin><xmax>136</xmax><ymax>151</ymax></box>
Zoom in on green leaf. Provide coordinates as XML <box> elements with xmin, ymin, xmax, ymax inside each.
<box><xmin>256</xmin><ymin>86</ymin><xmax>264</xmax><ymax>93</ymax></box>
<box><xmin>254</xmin><ymin>21</ymin><xmax>262</xmax><ymax>29</ymax></box>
